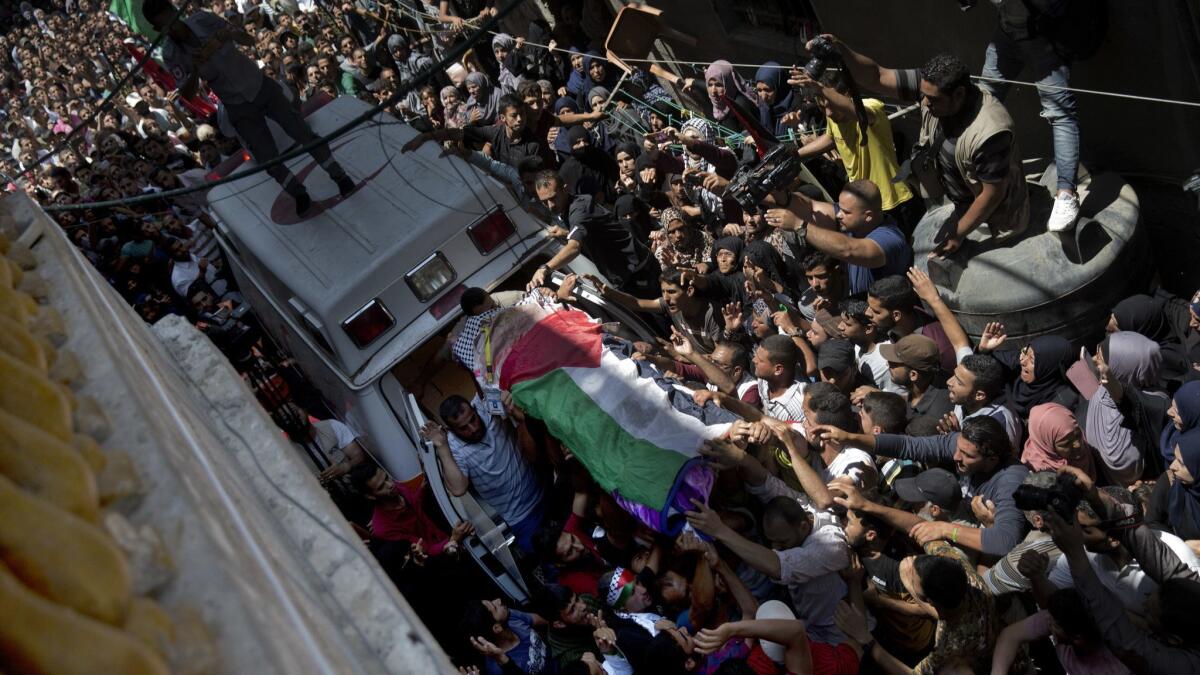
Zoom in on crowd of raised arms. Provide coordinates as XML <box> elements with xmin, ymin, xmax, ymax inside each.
<box><xmin>5</xmin><ymin>0</ymin><xmax>1200</xmax><ymax>673</ymax></box>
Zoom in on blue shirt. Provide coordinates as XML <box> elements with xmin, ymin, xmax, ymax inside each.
<box><xmin>449</xmin><ymin>397</ymin><xmax>544</xmax><ymax>526</ymax></box>
<box><xmin>846</xmin><ymin>220</ymin><xmax>912</xmax><ymax>296</ymax></box>
<box><xmin>484</xmin><ymin>610</ymin><xmax>552</xmax><ymax>675</ymax></box>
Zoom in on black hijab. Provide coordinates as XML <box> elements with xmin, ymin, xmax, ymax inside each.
<box><xmin>1008</xmin><ymin>335</ymin><xmax>1074</xmax><ymax>417</ymax></box>
<box><xmin>1113</xmin><ymin>293</ymin><xmax>1192</xmax><ymax>387</ymax></box>
<box><xmin>1113</xmin><ymin>295</ymin><xmax>1171</xmax><ymax>343</ymax></box>
<box><xmin>710</xmin><ymin>236</ymin><xmax>745</xmax><ymax>274</ymax></box>
<box><xmin>614</xmin><ymin>194</ymin><xmax>654</xmax><ymax>242</ymax></box>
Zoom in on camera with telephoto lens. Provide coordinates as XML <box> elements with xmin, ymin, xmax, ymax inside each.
<box><xmin>802</xmin><ymin>35</ymin><xmax>840</xmax><ymax>80</ymax></box>
<box><xmin>1012</xmin><ymin>474</ymin><xmax>1085</xmax><ymax>520</ymax></box>
<box><xmin>725</xmin><ymin>144</ymin><xmax>804</xmax><ymax>215</ymax></box>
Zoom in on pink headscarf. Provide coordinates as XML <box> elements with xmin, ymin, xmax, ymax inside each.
<box><xmin>704</xmin><ymin>60</ymin><xmax>753</xmax><ymax>121</ymax></box>
<box><xmin>1022</xmin><ymin>402</ymin><xmax>1096</xmax><ymax>479</ymax></box>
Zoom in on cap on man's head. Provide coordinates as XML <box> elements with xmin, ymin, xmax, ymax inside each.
<box><xmin>813</xmin><ymin>308</ymin><xmax>844</xmax><ymax>339</ymax></box>
<box><xmin>893</xmin><ymin>468</ymin><xmax>961</xmax><ymax>510</ymax></box>
<box><xmin>879</xmin><ymin>334</ymin><xmax>940</xmax><ymax>372</ymax></box>
<box><xmin>817</xmin><ymin>338</ymin><xmax>855</xmax><ymax>374</ymax></box>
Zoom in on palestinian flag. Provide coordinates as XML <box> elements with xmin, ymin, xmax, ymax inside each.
<box><xmin>479</xmin><ymin>300</ymin><xmax>737</xmax><ymax>534</ymax></box>
<box><xmin>109</xmin><ymin>0</ymin><xmax>159</xmax><ymax>39</ymax></box>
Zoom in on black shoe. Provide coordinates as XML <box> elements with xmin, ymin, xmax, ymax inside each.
<box><xmin>294</xmin><ymin>189</ymin><xmax>312</xmax><ymax>216</ymax></box>
<box><xmin>335</xmin><ymin>175</ymin><xmax>355</xmax><ymax>198</ymax></box>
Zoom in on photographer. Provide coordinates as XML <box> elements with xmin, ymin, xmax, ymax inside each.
<box><xmin>1036</xmin><ymin>474</ymin><xmax>1200</xmax><ymax>673</ymax></box>
<box><xmin>811</xmin><ymin>35</ymin><xmax>1029</xmax><ymax>258</ymax></box>
<box><xmin>790</xmin><ymin>67</ymin><xmax>922</xmax><ymax>233</ymax></box>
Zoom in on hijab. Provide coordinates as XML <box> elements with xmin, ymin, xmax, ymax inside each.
<box><xmin>440</xmin><ymin>85</ymin><xmax>467</xmax><ymax>128</ymax></box>
<box><xmin>1086</xmin><ymin>332</ymin><xmax>1163</xmax><ymax>485</ymax></box>
<box><xmin>1009</xmin><ymin>336</ymin><xmax>1073</xmax><ymax>417</ymax></box>
<box><xmin>588</xmin><ymin>86</ymin><xmax>611</xmax><ymax>108</ymax></box>
<box><xmin>1161</xmin><ymin>381</ymin><xmax>1200</xmax><ymax>465</ymax></box>
<box><xmin>492</xmin><ymin>33</ymin><xmax>521</xmax><ymax>94</ymax></box>
<box><xmin>613</xmin><ymin>194</ymin><xmax>654</xmax><ymax>242</ymax></box>
<box><xmin>657</xmin><ymin>206</ymin><xmax>684</xmax><ymax>228</ymax></box>
<box><xmin>704</xmin><ymin>60</ymin><xmax>754</xmax><ymax>121</ymax></box>
<box><xmin>710</xmin><ymin>236</ymin><xmax>745</xmax><ymax>273</ymax></box>
<box><xmin>565</xmin><ymin>46</ymin><xmax>589</xmax><ymax>97</ymax></box>
<box><xmin>1112</xmin><ymin>293</ymin><xmax>1191</xmax><ymax>386</ymax></box>
<box><xmin>1022</xmin><ymin>402</ymin><xmax>1096</xmax><ymax>478</ymax></box>
<box><xmin>1103</xmin><ymin>331</ymin><xmax>1162</xmax><ymax>389</ymax></box>
<box><xmin>615</xmin><ymin>141</ymin><xmax>640</xmax><ymax>163</ymax></box>
<box><xmin>743</xmin><ymin>239</ymin><xmax>789</xmax><ymax>291</ymax></box>
<box><xmin>1168</xmin><ymin>430</ymin><xmax>1200</xmax><ymax>539</ymax></box>
<box><xmin>754</xmin><ymin>61</ymin><xmax>795</xmax><ymax>133</ymax></box>
<box><xmin>491</xmin><ymin>33</ymin><xmax>516</xmax><ymax>51</ymax></box>
<box><xmin>464</xmin><ymin>71</ymin><xmax>499</xmax><ymax>125</ymax></box>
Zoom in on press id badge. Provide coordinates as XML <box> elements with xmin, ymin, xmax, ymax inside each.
<box><xmin>483</xmin><ymin>383</ymin><xmax>506</xmax><ymax>417</ymax></box>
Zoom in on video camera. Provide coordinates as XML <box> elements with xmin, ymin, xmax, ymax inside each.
<box><xmin>725</xmin><ymin>144</ymin><xmax>803</xmax><ymax>215</ymax></box>
<box><xmin>1012</xmin><ymin>474</ymin><xmax>1085</xmax><ymax>520</ymax></box>
<box><xmin>802</xmin><ymin>35</ymin><xmax>840</xmax><ymax>80</ymax></box>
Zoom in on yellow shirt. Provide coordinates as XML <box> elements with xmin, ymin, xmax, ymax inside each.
<box><xmin>829</xmin><ymin>98</ymin><xmax>914</xmax><ymax>211</ymax></box>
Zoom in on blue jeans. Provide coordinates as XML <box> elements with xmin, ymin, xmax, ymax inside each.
<box><xmin>980</xmin><ymin>31</ymin><xmax>1079</xmax><ymax>192</ymax></box>
<box><xmin>508</xmin><ymin>500</ymin><xmax>545</xmax><ymax>554</ymax></box>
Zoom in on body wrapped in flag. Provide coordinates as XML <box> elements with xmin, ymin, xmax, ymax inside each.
<box><xmin>464</xmin><ymin>295</ymin><xmax>737</xmax><ymax>535</ymax></box>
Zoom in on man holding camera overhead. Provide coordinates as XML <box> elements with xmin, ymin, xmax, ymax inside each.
<box><xmin>804</xmin><ymin>35</ymin><xmax>1029</xmax><ymax>259</ymax></box>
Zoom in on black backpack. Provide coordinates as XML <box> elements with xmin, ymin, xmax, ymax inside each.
<box><xmin>1023</xmin><ymin>0</ymin><xmax>1109</xmax><ymax>62</ymax></box>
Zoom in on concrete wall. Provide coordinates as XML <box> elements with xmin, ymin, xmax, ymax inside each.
<box><xmin>646</xmin><ymin>0</ymin><xmax>1200</xmax><ymax>181</ymax></box>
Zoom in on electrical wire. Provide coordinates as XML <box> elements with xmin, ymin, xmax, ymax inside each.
<box><xmin>392</xmin><ymin>0</ymin><xmax>1200</xmax><ymax>110</ymax></box>
<box><xmin>43</xmin><ymin>0</ymin><xmax>529</xmax><ymax>213</ymax></box>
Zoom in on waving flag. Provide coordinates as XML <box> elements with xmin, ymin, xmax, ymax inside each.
<box><xmin>475</xmin><ymin>300</ymin><xmax>736</xmax><ymax>534</ymax></box>
<box><xmin>109</xmin><ymin>0</ymin><xmax>159</xmax><ymax>39</ymax></box>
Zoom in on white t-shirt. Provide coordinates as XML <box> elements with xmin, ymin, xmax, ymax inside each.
<box><xmin>856</xmin><ymin>341</ymin><xmax>907</xmax><ymax>396</ymax></box>
<box><xmin>821</xmin><ymin>446</ymin><xmax>878</xmax><ymax>490</ymax></box>
<box><xmin>757</xmin><ymin>379</ymin><xmax>807</xmax><ymax>423</ymax></box>
<box><xmin>1048</xmin><ymin>529</ymin><xmax>1200</xmax><ymax>615</ymax></box>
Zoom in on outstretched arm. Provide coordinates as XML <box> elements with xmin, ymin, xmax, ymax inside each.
<box><xmin>908</xmin><ymin>267</ymin><xmax>970</xmax><ymax>354</ymax></box>
<box><xmin>820</xmin><ymin>34</ymin><xmax>903</xmax><ymax>99</ymax></box>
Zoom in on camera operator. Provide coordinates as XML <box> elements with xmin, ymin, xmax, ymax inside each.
<box><xmin>1034</xmin><ymin>471</ymin><xmax>1200</xmax><ymax>672</ymax></box>
<box><xmin>809</xmin><ymin>35</ymin><xmax>1029</xmax><ymax>258</ymax></box>
<box><xmin>763</xmin><ymin>179</ymin><xmax>912</xmax><ymax>297</ymax></box>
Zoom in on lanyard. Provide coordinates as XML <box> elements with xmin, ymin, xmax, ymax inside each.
<box><xmin>482</xmin><ymin>320</ymin><xmax>495</xmax><ymax>384</ymax></box>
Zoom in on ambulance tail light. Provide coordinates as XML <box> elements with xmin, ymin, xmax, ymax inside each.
<box><xmin>468</xmin><ymin>209</ymin><xmax>515</xmax><ymax>254</ymax></box>
<box><xmin>341</xmin><ymin>299</ymin><xmax>395</xmax><ymax>348</ymax></box>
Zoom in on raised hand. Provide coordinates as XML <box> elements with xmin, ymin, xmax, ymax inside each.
<box><xmin>670</xmin><ymin>327</ymin><xmax>695</xmax><ymax>357</ymax></box>
<box><xmin>722</xmin><ymin>302</ymin><xmax>744</xmax><ymax>333</ymax></box>
<box><xmin>906</xmin><ymin>266</ymin><xmax>940</xmax><ymax>304</ymax></box>
<box><xmin>685</xmin><ymin>498</ymin><xmax>729</xmax><ymax>537</ymax></box>
<box><xmin>978</xmin><ymin>322</ymin><xmax>1007</xmax><ymax>352</ymax></box>
<box><xmin>935</xmin><ymin>412</ymin><xmax>961</xmax><ymax>434</ymax></box>
<box><xmin>420</xmin><ymin>421</ymin><xmax>448</xmax><ymax>446</ymax></box>
<box><xmin>698</xmin><ymin>438</ymin><xmax>746</xmax><ymax>470</ymax></box>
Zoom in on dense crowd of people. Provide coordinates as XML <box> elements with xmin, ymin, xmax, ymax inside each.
<box><xmin>6</xmin><ymin>0</ymin><xmax>1200</xmax><ymax>674</ymax></box>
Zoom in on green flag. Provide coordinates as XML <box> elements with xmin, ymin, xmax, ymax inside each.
<box><xmin>108</xmin><ymin>0</ymin><xmax>160</xmax><ymax>39</ymax></box>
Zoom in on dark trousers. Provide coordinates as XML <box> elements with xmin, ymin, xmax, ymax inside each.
<box><xmin>224</xmin><ymin>77</ymin><xmax>346</xmax><ymax>196</ymax></box>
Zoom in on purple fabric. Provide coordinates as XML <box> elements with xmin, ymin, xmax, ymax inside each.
<box><xmin>614</xmin><ymin>462</ymin><xmax>714</xmax><ymax>535</ymax></box>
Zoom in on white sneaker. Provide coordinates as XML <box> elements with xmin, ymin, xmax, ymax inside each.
<box><xmin>1048</xmin><ymin>191</ymin><xmax>1080</xmax><ymax>232</ymax></box>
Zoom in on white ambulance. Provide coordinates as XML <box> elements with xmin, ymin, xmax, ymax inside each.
<box><xmin>206</xmin><ymin>96</ymin><xmax>653</xmax><ymax>602</ymax></box>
